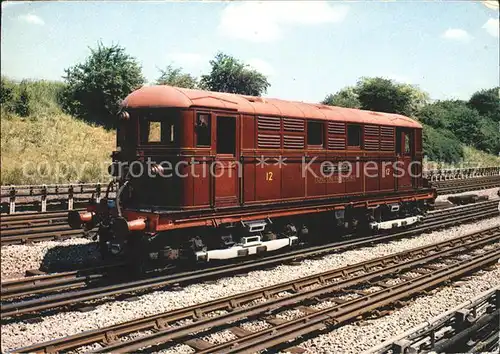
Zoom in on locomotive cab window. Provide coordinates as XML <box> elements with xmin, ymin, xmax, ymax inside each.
<box><xmin>307</xmin><ymin>121</ymin><xmax>323</xmax><ymax>147</ymax></box>
<box><xmin>347</xmin><ymin>125</ymin><xmax>362</xmax><ymax>148</ymax></box>
<box><xmin>196</xmin><ymin>113</ymin><xmax>211</xmax><ymax>147</ymax></box>
<box><xmin>405</xmin><ymin>134</ymin><xmax>411</xmax><ymax>154</ymax></box>
<box><xmin>148</xmin><ymin>121</ymin><xmax>161</xmax><ymax>142</ymax></box>
<box><xmin>139</xmin><ymin>111</ymin><xmax>177</xmax><ymax>145</ymax></box>
<box><xmin>397</xmin><ymin>128</ymin><xmax>413</xmax><ymax>155</ymax></box>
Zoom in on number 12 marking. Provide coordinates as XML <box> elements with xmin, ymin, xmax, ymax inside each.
<box><xmin>266</xmin><ymin>172</ymin><xmax>273</xmax><ymax>181</ymax></box>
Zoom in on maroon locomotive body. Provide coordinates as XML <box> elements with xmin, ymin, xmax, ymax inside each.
<box><xmin>69</xmin><ymin>85</ymin><xmax>436</xmax><ymax>265</ymax></box>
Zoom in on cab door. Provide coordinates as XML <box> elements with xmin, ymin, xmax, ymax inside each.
<box><xmin>214</xmin><ymin>115</ymin><xmax>239</xmax><ymax>207</ymax></box>
<box><xmin>396</xmin><ymin>128</ymin><xmax>414</xmax><ymax>190</ymax></box>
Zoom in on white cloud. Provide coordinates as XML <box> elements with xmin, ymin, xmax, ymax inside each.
<box><xmin>218</xmin><ymin>1</ymin><xmax>349</xmax><ymax>42</ymax></box>
<box><xmin>482</xmin><ymin>18</ymin><xmax>499</xmax><ymax>37</ymax></box>
<box><xmin>481</xmin><ymin>1</ymin><xmax>499</xmax><ymax>10</ymax></box>
<box><xmin>246</xmin><ymin>58</ymin><xmax>275</xmax><ymax>76</ymax></box>
<box><xmin>442</xmin><ymin>28</ymin><xmax>472</xmax><ymax>42</ymax></box>
<box><xmin>18</xmin><ymin>14</ymin><xmax>45</xmax><ymax>25</ymax></box>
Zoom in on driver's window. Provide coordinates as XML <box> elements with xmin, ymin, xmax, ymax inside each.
<box><xmin>196</xmin><ymin>113</ymin><xmax>211</xmax><ymax>147</ymax></box>
<box><xmin>404</xmin><ymin>133</ymin><xmax>411</xmax><ymax>154</ymax></box>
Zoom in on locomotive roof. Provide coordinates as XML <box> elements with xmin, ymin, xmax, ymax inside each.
<box><xmin>123</xmin><ymin>85</ymin><xmax>422</xmax><ymax>129</ymax></box>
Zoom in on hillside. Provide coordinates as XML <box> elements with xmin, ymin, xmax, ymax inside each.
<box><xmin>0</xmin><ymin>78</ymin><xmax>498</xmax><ymax>185</ymax></box>
<box><xmin>1</xmin><ymin>79</ymin><xmax>115</xmax><ymax>185</ymax></box>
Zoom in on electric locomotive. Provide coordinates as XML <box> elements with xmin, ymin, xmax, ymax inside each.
<box><xmin>69</xmin><ymin>85</ymin><xmax>437</xmax><ymax>266</ymax></box>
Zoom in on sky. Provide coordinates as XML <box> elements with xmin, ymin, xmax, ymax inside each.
<box><xmin>1</xmin><ymin>0</ymin><xmax>499</xmax><ymax>103</ymax></box>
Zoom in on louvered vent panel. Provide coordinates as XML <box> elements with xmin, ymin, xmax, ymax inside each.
<box><xmin>283</xmin><ymin>118</ymin><xmax>304</xmax><ymax>132</ymax></box>
<box><xmin>364</xmin><ymin>125</ymin><xmax>379</xmax><ymax>150</ymax></box>
<box><xmin>258</xmin><ymin>134</ymin><xmax>281</xmax><ymax>149</ymax></box>
<box><xmin>380</xmin><ymin>126</ymin><xmax>395</xmax><ymax>151</ymax></box>
<box><xmin>328</xmin><ymin>122</ymin><xmax>346</xmax><ymax>135</ymax></box>
<box><xmin>364</xmin><ymin>125</ymin><xmax>379</xmax><ymax>136</ymax></box>
<box><xmin>258</xmin><ymin>116</ymin><xmax>281</xmax><ymax>131</ymax></box>
<box><xmin>364</xmin><ymin>138</ymin><xmax>379</xmax><ymax>150</ymax></box>
<box><xmin>380</xmin><ymin>140</ymin><xmax>395</xmax><ymax>151</ymax></box>
<box><xmin>328</xmin><ymin>137</ymin><xmax>346</xmax><ymax>150</ymax></box>
<box><xmin>380</xmin><ymin>126</ymin><xmax>395</xmax><ymax>137</ymax></box>
<box><xmin>284</xmin><ymin>135</ymin><xmax>304</xmax><ymax>149</ymax></box>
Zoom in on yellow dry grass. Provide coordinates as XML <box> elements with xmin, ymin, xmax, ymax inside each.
<box><xmin>1</xmin><ymin>110</ymin><xmax>115</xmax><ymax>185</ymax></box>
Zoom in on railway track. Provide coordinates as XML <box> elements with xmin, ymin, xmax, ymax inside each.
<box><xmin>2</xmin><ymin>200</ymin><xmax>498</xmax><ymax>300</ymax></box>
<box><xmin>0</xmin><ymin>210</ymin><xmax>86</xmax><ymax>246</ymax></box>
<box><xmin>431</xmin><ymin>175</ymin><xmax>500</xmax><ymax>194</ymax></box>
<box><xmin>366</xmin><ymin>286</ymin><xmax>499</xmax><ymax>354</ymax></box>
<box><xmin>1</xmin><ymin>199</ymin><xmax>498</xmax><ymax>320</ymax></box>
<box><xmin>12</xmin><ymin>226</ymin><xmax>500</xmax><ymax>353</ymax></box>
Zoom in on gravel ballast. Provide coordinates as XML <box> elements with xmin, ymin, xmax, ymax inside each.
<box><xmin>1</xmin><ymin>238</ymin><xmax>100</xmax><ymax>279</ymax></box>
<box><xmin>1</xmin><ymin>216</ymin><xmax>499</xmax><ymax>351</ymax></box>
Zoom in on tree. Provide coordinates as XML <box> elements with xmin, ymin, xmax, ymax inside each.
<box><xmin>417</xmin><ymin>100</ymin><xmax>482</xmax><ymax>148</ymax></box>
<box><xmin>356</xmin><ymin>77</ymin><xmax>414</xmax><ymax>116</ymax></box>
<box><xmin>322</xmin><ymin>77</ymin><xmax>429</xmax><ymax>116</ymax></box>
<box><xmin>156</xmin><ymin>65</ymin><xmax>198</xmax><ymax>89</ymax></box>
<box><xmin>321</xmin><ymin>87</ymin><xmax>361</xmax><ymax>108</ymax></box>
<box><xmin>199</xmin><ymin>52</ymin><xmax>270</xmax><ymax>96</ymax></box>
<box><xmin>398</xmin><ymin>83</ymin><xmax>430</xmax><ymax>114</ymax></box>
<box><xmin>447</xmin><ymin>105</ymin><xmax>483</xmax><ymax>147</ymax></box>
<box><xmin>61</xmin><ymin>42</ymin><xmax>145</xmax><ymax>126</ymax></box>
<box><xmin>468</xmin><ymin>87</ymin><xmax>500</xmax><ymax>122</ymax></box>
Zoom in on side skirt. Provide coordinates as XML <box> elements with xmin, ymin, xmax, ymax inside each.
<box><xmin>194</xmin><ymin>236</ymin><xmax>299</xmax><ymax>262</ymax></box>
<box><xmin>369</xmin><ymin>215</ymin><xmax>424</xmax><ymax>231</ymax></box>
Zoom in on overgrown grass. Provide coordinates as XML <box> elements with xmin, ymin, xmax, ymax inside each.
<box><xmin>462</xmin><ymin>146</ymin><xmax>500</xmax><ymax>166</ymax></box>
<box><xmin>1</xmin><ymin>77</ymin><xmax>66</xmax><ymax>117</ymax></box>
<box><xmin>1</xmin><ymin>109</ymin><xmax>115</xmax><ymax>185</ymax></box>
<box><xmin>424</xmin><ymin>147</ymin><xmax>500</xmax><ymax>170</ymax></box>
<box><xmin>1</xmin><ymin>78</ymin><xmax>115</xmax><ymax>185</ymax></box>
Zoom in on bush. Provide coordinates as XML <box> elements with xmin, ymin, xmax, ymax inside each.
<box><xmin>417</xmin><ymin>100</ymin><xmax>482</xmax><ymax>147</ymax></box>
<box><xmin>0</xmin><ymin>77</ymin><xmax>66</xmax><ymax>117</ymax></box>
<box><xmin>422</xmin><ymin>124</ymin><xmax>464</xmax><ymax>163</ymax></box>
<box><xmin>477</xmin><ymin>117</ymin><xmax>500</xmax><ymax>155</ymax></box>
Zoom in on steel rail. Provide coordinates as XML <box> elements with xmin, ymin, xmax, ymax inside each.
<box><xmin>13</xmin><ymin>226</ymin><xmax>500</xmax><ymax>353</ymax></box>
<box><xmin>0</xmin><ymin>263</ymin><xmax>125</xmax><ymax>300</ymax></box>
<box><xmin>0</xmin><ymin>199</ymin><xmax>490</xmax><ymax>301</ymax></box>
<box><xmin>2</xmin><ymin>200</ymin><xmax>498</xmax><ymax>319</ymax></box>
<box><xmin>1</xmin><ymin>199</ymin><xmax>494</xmax><ymax>301</ymax></box>
<box><xmin>0</xmin><ymin>229</ymin><xmax>86</xmax><ymax>246</ymax></box>
<box><xmin>437</xmin><ymin>183</ymin><xmax>499</xmax><ymax>195</ymax></box>
<box><xmin>431</xmin><ymin>175</ymin><xmax>500</xmax><ymax>187</ymax></box>
<box><xmin>201</xmin><ymin>244</ymin><xmax>500</xmax><ymax>354</ymax></box>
